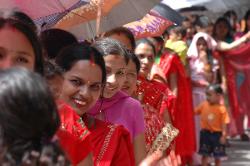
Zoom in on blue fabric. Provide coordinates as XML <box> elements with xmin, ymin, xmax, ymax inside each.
<box><xmin>199</xmin><ymin>129</ymin><xmax>226</xmax><ymax>158</ymax></box>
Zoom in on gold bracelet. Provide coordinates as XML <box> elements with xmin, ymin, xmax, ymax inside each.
<box><xmin>148</xmin><ymin>123</ymin><xmax>179</xmax><ymax>154</ymax></box>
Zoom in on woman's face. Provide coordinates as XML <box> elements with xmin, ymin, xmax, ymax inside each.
<box><xmin>196</xmin><ymin>38</ymin><xmax>208</xmax><ymax>52</ymax></box>
<box><xmin>103</xmin><ymin>55</ymin><xmax>127</xmax><ymax>98</ymax></box>
<box><xmin>215</xmin><ymin>21</ymin><xmax>229</xmax><ymax>39</ymax></box>
<box><xmin>122</xmin><ymin>59</ymin><xmax>137</xmax><ymax>96</ymax></box>
<box><xmin>0</xmin><ymin>27</ymin><xmax>35</xmax><ymax>71</ymax></box>
<box><xmin>135</xmin><ymin>43</ymin><xmax>154</xmax><ymax>78</ymax></box>
<box><xmin>61</xmin><ymin>60</ymin><xmax>103</xmax><ymax>116</ymax></box>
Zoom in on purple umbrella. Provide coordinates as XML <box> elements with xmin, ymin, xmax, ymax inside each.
<box><xmin>0</xmin><ymin>0</ymin><xmax>90</xmax><ymax>29</ymax></box>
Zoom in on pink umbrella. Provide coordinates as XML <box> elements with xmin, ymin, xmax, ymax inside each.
<box><xmin>0</xmin><ymin>0</ymin><xmax>90</xmax><ymax>29</ymax></box>
<box><xmin>54</xmin><ymin>0</ymin><xmax>160</xmax><ymax>39</ymax></box>
<box><xmin>124</xmin><ymin>14</ymin><xmax>173</xmax><ymax>39</ymax></box>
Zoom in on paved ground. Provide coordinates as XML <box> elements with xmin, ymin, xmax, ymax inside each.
<box><xmin>221</xmin><ymin>139</ymin><xmax>250</xmax><ymax>166</ymax></box>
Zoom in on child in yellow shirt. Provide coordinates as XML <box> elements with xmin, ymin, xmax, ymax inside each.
<box><xmin>195</xmin><ymin>84</ymin><xmax>230</xmax><ymax>166</ymax></box>
<box><xmin>164</xmin><ymin>26</ymin><xmax>188</xmax><ymax>65</ymax></box>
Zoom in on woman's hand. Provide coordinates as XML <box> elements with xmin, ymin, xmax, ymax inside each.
<box><xmin>139</xmin><ymin>151</ymin><xmax>181</xmax><ymax>166</ymax></box>
<box><xmin>244</xmin><ymin>31</ymin><xmax>250</xmax><ymax>40</ymax></box>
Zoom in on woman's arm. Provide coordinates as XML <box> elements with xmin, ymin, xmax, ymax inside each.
<box><xmin>169</xmin><ymin>73</ymin><xmax>178</xmax><ymax>96</ymax></box>
<box><xmin>133</xmin><ymin>134</ymin><xmax>147</xmax><ymax>165</ymax></box>
<box><xmin>77</xmin><ymin>154</ymin><xmax>93</xmax><ymax>166</ymax></box>
<box><xmin>216</xmin><ymin>31</ymin><xmax>250</xmax><ymax>51</ymax></box>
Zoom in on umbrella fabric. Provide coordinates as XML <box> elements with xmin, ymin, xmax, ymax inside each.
<box><xmin>55</xmin><ymin>0</ymin><xmax>160</xmax><ymax>39</ymax></box>
<box><xmin>124</xmin><ymin>14</ymin><xmax>173</xmax><ymax>39</ymax></box>
<box><xmin>178</xmin><ymin>6</ymin><xmax>207</xmax><ymax>13</ymax></box>
<box><xmin>177</xmin><ymin>5</ymin><xmax>208</xmax><ymax>16</ymax></box>
<box><xmin>34</xmin><ymin>0</ymin><xmax>90</xmax><ymax>29</ymax></box>
<box><xmin>163</xmin><ymin>0</ymin><xmax>250</xmax><ymax>19</ymax></box>
<box><xmin>0</xmin><ymin>0</ymin><xmax>89</xmax><ymax>19</ymax></box>
<box><xmin>55</xmin><ymin>0</ymin><xmax>121</xmax><ymax>29</ymax></box>
<box><xmin>150</xmin><ymin>3</ymin><xmax>184</xmax><ymax>26</ymax></box>
<box><xmin>161</xmin><ymin>0</ymin><xmax>211</xmax><ymax>10</ymax></box>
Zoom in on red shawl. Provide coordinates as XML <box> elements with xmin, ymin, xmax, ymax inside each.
<box><xmin>56</xmin><ymin>101</ymin><xmax>135</xmax><ymax>166</ymax></box>
<box><xmin>88</xmin><ymin>119</ymin><xmax>135</xmax><ymax>166</ymax></box>
<box><xmin>136</xmin><ymin>76</ymin><xmax>176</xmax><ymax>151</ymax></box>
<box><xmin>159</xmin><ymin>52</ymin><xmax>196</xmax><ymax>156</ymax></box>
<box><xmin>217</xmin><ymin>43</ymin><xmax>250</xmax><ymax>119</ymax></box>
<box><xmin>56</xmin><ymin>101</ymin><xmax>92</xmax><ymax>165</ymax></box>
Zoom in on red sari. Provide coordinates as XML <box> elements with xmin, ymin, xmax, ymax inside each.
<box><xmin>56</xmin><ymin>101</ymin><xmax>92</xmax><ymax>165</ymax></box>
<box><xmin>136</xmin><ymin>76</ymin><xmax>177</xmax><ymax>153</ymax></box>
<box><xmin>159</xmin><ymin>52</ymin><xmax>196</xmax><ymax>159</ymax></box>
<box><xmin>216</xmin><ymin>43</ymin><xmax>250</xmax><ymax>135</ymax></box>
<box><xmin>88</xmin><ymin>118</ymin><xmax>135</xmax><ymax>166</ymax></box>
<box><xmin>57</xmin><ymin>101</ymin><xmax>135</xmax><ymax>166</ymax></box>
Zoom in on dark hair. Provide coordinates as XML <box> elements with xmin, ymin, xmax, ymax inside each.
<box><xmin>136</xmin><ymin>38</ymin><xmax>156</xmax><ymax>56</ymax></box>
<box><xmin>196</xmin><ymin>36</ymin><xmax>207</xmax><ymax>44</ymax></box>
<box><xmin>40</xmin><ymin>28</ymin><xmax>78</xmax><ymax>60</ymax></box>
<box><xmin>153</xmin><ymin>36</ymin><xmax>164</xmax><ymax>44</ymax></box>
<box><xmin>0</xmin><ymin>11</ymin><xmax>44</xmax><ymax>75</ymax></box>
<box><xmin>55</xmin><ymin>43</ymin><xmax>106</xmax><ymax>84</ymax></box>
<box><xmin>224</xmin><ymin>10</ymin><xmax>237</xmax><ymax>19</ymax></box>
<box><xmin>93</xmin><ymin>38</ymin><xmax>129</xmax><ymax>64</ymax></box>
<box><xmin>244</xmin><ymin>9</ymin><xmax>250</xmax><ymax>33</ymax></box>
<box><xmin>183</xmin><ymin>16</ymin><xmax>190</xmax><ymax>22</ymax></box>
<box><xmin>127</xmin><ymin>51</ymin><xmax>140</xmax><ymax>74</ymax></box>
<box><xmin>163</xmin><ymin>29</ymin><xmax>169</xmax><ymax>38</ymax></box>
<box><xmin>224</xmin><ymin>10</ymin><xmax>238</xmax><ymax>31</ymax></box>
<box><xmin>168</xmin><ymin>25</ymin><xmax>186</xmax><ymax>38</ymax></box>
<box><xmin>11</xmin><ymin>11</ymin><xmax>37</xmax><ymax>32</ymax></box>
<box><xmin>195</xmin><ymin>15</ymin><xmax>211</xmax><ymax>28</ymax></box>
<box><xmin>104</xmin><ymin>27</ymin><xmax>136</xmax><ymax>50</ymax></box>
<box><xmin>0</xmin><ymin>68</ymin><xmax>60</xmax><ymax>163</ymax></box>
<box><xmin>212</xmin><ymin>17</ymin><xmax>233</xmax><ymax>41</ymax></box>
<box><xmin>43</xmin><ymin>60</ymin><xmax>63</xmax><ymax>80</ymax></box>
<box><xmin>207</xmin><ymin>84</ymin><xmax>223</xmax><ymax>94</ymax></box>
<box><xmin>0</xmin><ymin>138</ymin><xmax>70</xmax><ymax>166</ymax></box>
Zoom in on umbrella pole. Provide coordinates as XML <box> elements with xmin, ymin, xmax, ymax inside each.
<box><xmin>96</xmin><ymin>0</ymin><xmax>103</xmax><ymax>36</ymax></box>
<box><xmin>86</xmin><ymin>21</ymin><xmax>96</xmax><ymax>41</ymax></box>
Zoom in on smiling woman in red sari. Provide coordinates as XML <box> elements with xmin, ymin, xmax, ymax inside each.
<box><xmin>55</xmin><ymin>43</ymin><xmax>135</xmax><ymax>166</ymax></box>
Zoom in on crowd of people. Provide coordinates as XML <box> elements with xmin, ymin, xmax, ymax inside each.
<box><xmin>0</xmin><ymin>7</ymin><xmax>249</xmax><ymax>166</ymax></box>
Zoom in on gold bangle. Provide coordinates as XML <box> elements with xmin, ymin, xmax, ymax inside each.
<box><xmin>148</xmin><ymin>123</ymin><xmax>179</xmax><ymax>154</ymax></box>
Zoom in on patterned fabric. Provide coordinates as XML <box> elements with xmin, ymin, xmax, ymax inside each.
<box><xmin>34</xmin><ymin>0</ymin><xmax>88</xmax><ymax>29</ymax></box>
<box><xmin>136</xmin><ymin>76</ymin><xmax>177</xmax><ymax>152</ymax></box>
<box><xmin>57</xmin><ymin>101</ymin><xmax>135</xmax><ymax>165</ymax></box>
<box><xmin>149</xmin><ymin>123</ymin><xmax>179</xmax><ymax>154</ymax></box>
<box><xmin>141</xmin><ymin>103</ymin><xmax>165</xmax><ymax>151</ymax></box>
<box><xmin>124</xmin><ymin>14</ymin><xmax>173</xmax><ymax>39</ymax></box>
<box><xmin>56</xmin><ymin>100</ymin><xmax>91</xmax><ymax>165</ymax></box>
<box><xmin>89</xmin><ymin>119</ymin><xmax>135</xmax><ymax>166</ymax></box>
